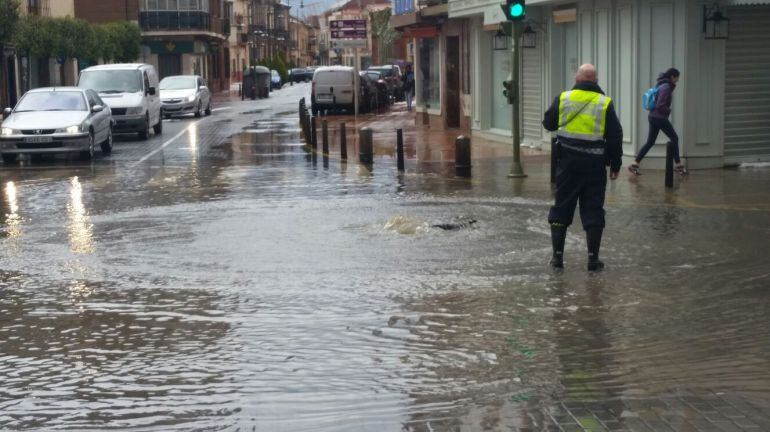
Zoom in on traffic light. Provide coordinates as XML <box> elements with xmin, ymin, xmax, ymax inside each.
<box><xmin>501</xmin><ymin>0</ymin><xmax>526</xmax><ymax>21</ymax></box>
<box><xmin>503</xmin><ymin>80</ymin><xmax>515</xmax><ymax>104</ymax></box>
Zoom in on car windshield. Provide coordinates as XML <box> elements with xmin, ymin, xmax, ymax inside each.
<box><xmin>271</xmin><ymin>71</ymin><xmax>279</xmax><ymax>78</ymax></box>
<box><xmin>370</xmin><ymin>68</ymin><xmax>393</xmax><ymax>77</ymax></box>
<box><xmin>160</xmin><ymin>76</ymin><xmax>196</xmax><ymax>90</ymax></box>
<box><xmin>365</xmin><ymin>71</ymin><xmax>382</xmax><ymax>79</ymax></box>
<box><xmin>79</xmin><ymin>70</ymin><xmax>142</xmax><ymax>93</ymax></box>
<box><xmin>14</xmin><ymin>91</ymin><xmax>87</xmax><ymax>112</ymax></box>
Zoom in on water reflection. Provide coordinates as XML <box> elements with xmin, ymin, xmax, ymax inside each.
<box><xmin>4</xmin><ymin>181</ymin><xmax>23</xmax><ymax>239</ymax></box>
<box><xmin>67</xmin><ymin>177</ymin><xmax>94</xmax><ymax>254</ymax></box>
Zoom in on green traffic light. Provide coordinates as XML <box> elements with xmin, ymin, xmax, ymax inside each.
<box><xmin>510</xmin><ymin>3</ymin><xmax>524</xmax><ymax>17</ymax></box>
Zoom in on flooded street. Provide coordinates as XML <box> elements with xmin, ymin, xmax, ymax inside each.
<box><xmin>1</xmin><ymin>83</ymin><xmax>769</xmax><ymax>431</ymax></box>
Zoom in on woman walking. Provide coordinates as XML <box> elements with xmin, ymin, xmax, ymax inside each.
<box><xmin>402</xmin><ymin>64</ymin><xmax>415</xmax><ymax>112</ymax></box>
<box><xmin>629</xmin><ymin>68</ymin><xmax>687</xmax><ymax>176</ymax></box>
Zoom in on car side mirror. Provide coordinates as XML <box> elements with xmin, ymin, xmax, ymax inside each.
<box><xmin>147</xmin><ymin>87</ymin><xmax>157</xmax><ymax>96</ymax></box>
<box><xmin>91</xmin><ymin>105</ymin><xmax>104</xmax><ymax>113</ymax></box>
<box><xmin>2</xmin><ymin>108</ymin><xmax>11</xmax><ymax>119</ymax></box>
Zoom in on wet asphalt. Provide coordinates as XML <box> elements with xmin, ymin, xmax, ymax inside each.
<box><xmin>1</xmin><ymin>83</ymin><xmax>769</xmax><ymax>431</ymax></box>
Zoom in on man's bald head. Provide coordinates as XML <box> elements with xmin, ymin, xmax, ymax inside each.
<box><xmin>575</xmin><ymin>64</ymin><xmax>598</xmax><ymax>84</ymax></box>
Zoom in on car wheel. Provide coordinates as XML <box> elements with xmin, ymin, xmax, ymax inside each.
<box><xmin>80</xmin><ymin>131</ymin><xmax>95</xmax><ymax>160</ymax></box>
<box><xmin>138</xmin><ymin>114</ymin><xmax>150</xmax><ymax>140</ymax></box>
<box><xmin>153</xmin><ymin>113</ymin><xmax>163</xmax><ymax>135</ymax></box>
<box><xmin>195</xmin><ymin>101</ymin><xmax>202</xmax><ymax>118</ymax></box>
<box><xmin>205</xmin><ymin>101</ymin><xmax>212</xmax><ymax>116</ymax></box>
<box><xmin>101</xmin><ymin>127</ymin><xmax>113</xmax><ymax>155</ymax></box>
<box><xmin>1</xmin><ymin>154</ymin><xmax>17</xmax><ymax>164</ymax></box>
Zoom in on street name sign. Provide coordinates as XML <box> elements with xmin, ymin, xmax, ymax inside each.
<box><xmin>329</xmin><ymin>19</ymin><xmax>367</xmax><ymax>39</ymax></box>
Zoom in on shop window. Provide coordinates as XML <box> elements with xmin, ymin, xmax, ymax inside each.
<box><xmin>418</xmin><ymin>38</ymin><xmax>440</xmax><ymax>110</ymax></box>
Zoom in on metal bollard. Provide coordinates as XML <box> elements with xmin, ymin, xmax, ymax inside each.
<box><xmin>311</xmin><ymin>116</ymin><xmax>318</xmax><ymax>150</ymax></box>
<box><xmin>396</xmin><ymin>128</ymin><xmax>405</xmax><ymax>171</ymax></box>
<box><xmin>550</xmin><ymin>137</ymin><xmax>558</xmax><ymax>184</ymax></box>
<box><xmin>455</xmin><ymin>135</ymin><xmax>471</xmax><ymax>177</ymax></box>
<box><xmin>340</xmin><ymin>122</ymin><xmax>347</xmax><ymax>161</ymax></box>
<box><xmin>322</xmin><ymin>120</ymin><xmax>329</xmax><ymax>156</ymax></box>
<box><xmin>665</xmin><ymin>141</ymin><xmax>674</xmax><ymax>188</ymax></box>
<box><xmin>359</xmin><ymin>127</ymin><xmax>373</xmax><ymax>165</ymax></box>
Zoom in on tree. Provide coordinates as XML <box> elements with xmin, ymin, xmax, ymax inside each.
<box><xmin>370</xmin><ymin>8</ymin><xmax>401</xmax><ymax>64</ymax></box>
<box><xmin>0</xmin><ymin>0</ymin><xmax>20</xmax><ymax>106</ymax></box>
<box><xmin>107</xmin><ymin>21</ymin><xmax>141</xmax><ymax>62</ymax></box>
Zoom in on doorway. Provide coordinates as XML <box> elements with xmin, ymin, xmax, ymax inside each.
<box><xmin>158</xmin><ymin>54</ymin><xmax>182</xmax><ymax>79</ymax></box>
<box><xmin>445</xmin><ymin>36</ymin><xmax>460</xmax><ymax>128</ymax></box>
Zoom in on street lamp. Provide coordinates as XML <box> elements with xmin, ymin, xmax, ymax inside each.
<box><xmin>494</xmin><ymin>28</ymin><xmax>509</xmax><ymax>50</ymax></box>
<box><xmin>521</xmin><ymin>24</ymin><xmax>536</xmax><ymax>48</ymax></box>
<box><xmin>703</xmin><ymin>3</ymin><xmax>729</xmax><ymax>40</ymax></box>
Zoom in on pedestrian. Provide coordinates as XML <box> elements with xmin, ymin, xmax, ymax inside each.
<box><xmin>542</xmin><ymin>64</ymin><xmax>623</xmax><ymax>271</ymax></box>
<box><xmin>628</xmin><ymin>68</ymin><xmax>687</xmax><ymax>176</ymax></box>
<box><xmin>402</xmin><ymin>64</ymin><xmax>415</xmax><ymax>112</ymax></box>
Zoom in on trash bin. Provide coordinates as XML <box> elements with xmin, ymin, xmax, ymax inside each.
<box><xmin>252</xmin><ymin>66</ymin><xmax>271</xmax><ymax>98</ymax></box>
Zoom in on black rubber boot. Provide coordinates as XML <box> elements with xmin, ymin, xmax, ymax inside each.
<box><xmin>550</xmin><ymin>224</ymin><xmax>567</xmax><ymax>269</ymax></box>
<box><xmin>586</xmin><ymin>227</ymin><xmax>604</xmax><ymax>271</ymax></box>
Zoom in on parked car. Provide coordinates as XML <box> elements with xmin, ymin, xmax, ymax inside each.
<box><xmin>311</xmin><ymin>66</ymin><xmax>361</xmax><ymax>115</ymax></box>
<box><xmin>1</xmin><ymin>87</ymin><xmax>113</xmax><ymax>163</ymax></box>
<box><xmin>367</xmin><ymin>65</ymin><xmax>403</xmax><ymax>101</ymax></box>
<box><xmin>290</xmin><ymin>68</ymin><xmax>307</xmax><ymax>83</ymax></box>
<box><xmin>159</xmin><ymin>75</ymin><xmax>211</xmax><ymax>118</ymax></box>
<box><xmin>270</xmin><ymin>69</ymin><xmax>282</xmax><ymax>90</ymax></box>
<box><xmin>363</xmin><ymin>70</ymin><xmax>392</xmax><ymax>108</ymax></box>
<box><xmin>77</xmin><ymin>63</ymin><xmax>162</xmax><ymax>140</ymax></box>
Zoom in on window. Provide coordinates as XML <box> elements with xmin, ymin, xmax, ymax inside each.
<box><xmin>143</xmin><ymin>72</ymin><xmax>151</xmax><ymax>92</ymax></box>
<box><xmin>86</xmin><ymin>90</ymin><xmax>99</xmax><ymax>108</ymax></box>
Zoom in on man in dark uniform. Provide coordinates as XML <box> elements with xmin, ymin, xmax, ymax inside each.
<box><xmin>542</xmin><ymin>64</ymin><xmax>623</xmax><ymax>271</ymax></box>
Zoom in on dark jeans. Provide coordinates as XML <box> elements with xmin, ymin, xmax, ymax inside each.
<box><xmin>636</xmin><ymin>116</ymin><xmax>680</xmax><ymax>164</ymax></box>
<box><xmin>548</xmin><ymin>150</ymin><xmax>607</xmax><ymax>230</ymax></box>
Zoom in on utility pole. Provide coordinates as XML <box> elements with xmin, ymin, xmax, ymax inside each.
<box><xmin>501</xmin><ymin>0</ymin><xmax>527</xmax><ymax>178</ymax></box>
<box><xmin>508</xmin><ymin>21</ymin><xmax>526</xmax><ymax>178</ymax></box>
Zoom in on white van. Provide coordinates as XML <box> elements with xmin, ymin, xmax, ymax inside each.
<box><xmin>78</xmin><ymin>64</ymin><xmax>163</xmax><ymax>140</ymax></box>
<box><xmin>311</xmin><ymin>66</ymin><xmax>358</xmax><ymax>115</ymax></box>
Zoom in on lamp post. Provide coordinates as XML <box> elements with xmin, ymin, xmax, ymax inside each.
<box><xmin>703</xmin><ymin>3</ymin><xmax>729</xmax><ymax>40</ymax></box>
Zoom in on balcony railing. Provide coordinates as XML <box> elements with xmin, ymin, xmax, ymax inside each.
<box><xmin>140</xmin><ymin>11</ymin><xmax>211</xmax><ymax>32</ymax></box>
<box><xmin>222</xmin><ymin>18</ymin><xmax>231</xmax><ymax>36</ymax></box>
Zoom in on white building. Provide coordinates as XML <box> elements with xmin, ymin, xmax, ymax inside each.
<box><xmin>449</xmin><ymin>0</ymin><xmax>770</xmax><ymax>168</ymax></box>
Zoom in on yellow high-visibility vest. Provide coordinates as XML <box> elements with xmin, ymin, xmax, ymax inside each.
<box><xmin>557</xmin><ymin>89</ymin><xmax>612</xmax><ymax>141</ymax></box>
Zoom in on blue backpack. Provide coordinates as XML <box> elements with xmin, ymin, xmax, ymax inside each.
<box><xmin>642</xmin><ymin>86</ymin><xmax>658</xmax><ymax>111</ymax></box>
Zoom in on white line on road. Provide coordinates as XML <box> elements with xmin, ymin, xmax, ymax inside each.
<box><xmin>212</xmin><ymin>106</ymin><xmax>231</xmax><ymax>112</ymax></box>
<box><xmin>130</xmin><ymin>121</ymin><xmax>201</xmax><ymax>168</ymax></box>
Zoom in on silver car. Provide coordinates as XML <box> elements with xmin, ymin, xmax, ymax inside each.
<box><xmin>160</xmin><ymin>75</ymin><xmax>212</xmax><ymax>118</ymax></box>
<box><xmin>0</xmin><ymin>87</ymin><xmax>113</xmax><ymax>163</ymax></box>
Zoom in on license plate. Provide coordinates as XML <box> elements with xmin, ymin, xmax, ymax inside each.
<box><xmin>317</xmin><ymin>94</ymin><xmax>333</xmax><ymax>101</ymax></box>
<box><xmin>25</xmin><ymin>136</ymin><xmax>53</xmax><ymax>144</ymax></box>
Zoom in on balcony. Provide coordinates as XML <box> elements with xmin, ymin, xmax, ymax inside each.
<box><xmin>140</xmin><ymin>11</ymin><xmax>212</xmax><ymax>32</ymax></box>
<box><xmin>222</xmin><ymin>18</ymin><xmax>231</xmax><ymax>37</ymax></box>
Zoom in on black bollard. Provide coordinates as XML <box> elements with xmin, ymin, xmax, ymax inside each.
<box><xmin>359</xmin><ymin>127</ymin><xmax>373</xmax><ymax>165</ymax></box>
<box><xmin>665</xmin><ymin>141</ymin><xmax>674</xmax><ymax>188</ymax></box>
<box><xmin>322</xmin><ymin>120</ymin><xmax>329</xmax><ymax>156</ymax></box>
<box><xmin>396</xmin><ymin>128</ymin><xmax>405</xmax><ymax>171</ymax></box>
<box><xmin>311</xmin><ymin>116</ymin><xmax>318</xmax><ymax>150</ymax></box>
<box><xmin>340</xmin><ymin>122</ymin><xmax>348</xmax><ymax>161</ymax></box>
<box><xmin>455</xmin><ymin>135</ymin><xmax>471</xmax><ymax>177</ymax></box>
<box><xmin>550</xmin><ymin>137</ymin><xmax>558</xmax><ymax>184</ymax></box>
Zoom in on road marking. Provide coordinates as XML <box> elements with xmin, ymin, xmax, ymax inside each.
<box><xmin>212</xmin><ymin>106</ymin><xmax>231</xmax><ymax>112</ymax></box>
<box><xmin>130</xmin><ymin>121</ymin><xmax>201</xmax><ymax>168</ymax></box>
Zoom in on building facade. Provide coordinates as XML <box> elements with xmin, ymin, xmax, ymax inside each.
<box><xmin>2</xmin><ymin>0</ymin><xmax>78</xmax><ymax>109</ymax></box>
<box><xmin>393</xmin><ymin>0</ymin><xmax>770</xmax><ymax>167</ymax></box>
<box><xmin>289</xmin><ymin>17</ymin><xmax>318</xmax><ymax>67</ymax></box>
<box><xmin>228</xmin><ymin>0</ymin><xmax>251</xmax><ymax>82</ymax></box>
<box><xmin>247</xmin><ymin>0</ymin><xmax>291</xmax><ymax>63</ymax></box>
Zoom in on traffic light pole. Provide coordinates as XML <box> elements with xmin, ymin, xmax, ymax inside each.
<box><xmin>508</xmin><ymin>21</ymin><xmax>527</xmax><ymax>178</ymax></box>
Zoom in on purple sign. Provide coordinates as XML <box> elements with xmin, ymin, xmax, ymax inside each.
<box><xmin>330</xmin><ymin>19</ymin><xmax>367</xmax><ymax>30</ymax></box>
<box><xmin>330</xmin><ymin>29</ymin><xmax>367</xmax><ymax>39</ymax></box>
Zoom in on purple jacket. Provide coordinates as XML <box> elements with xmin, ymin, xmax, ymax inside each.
<box><xmin>650</xmin><ymin>75</ymin><xmax>675</xmax><ymax>119</ymax></box>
